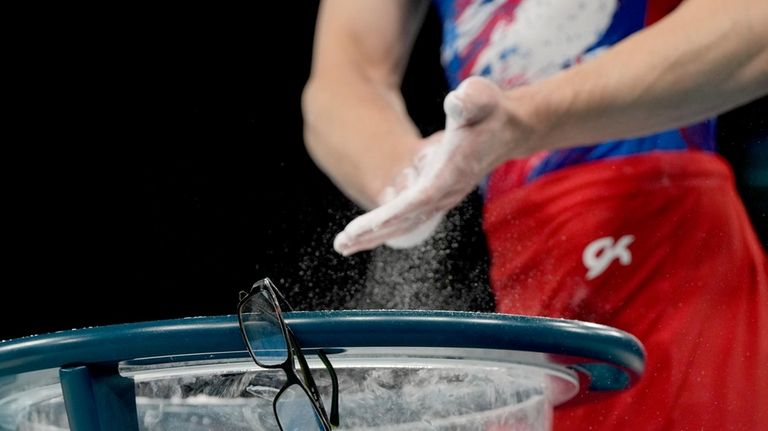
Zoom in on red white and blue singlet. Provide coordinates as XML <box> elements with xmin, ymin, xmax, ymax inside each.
<box><xmin>431</xmin><ymin>1</ymin><xmax>768</xmax><ymax>430</ymax></box>
<box><xmin>433</xmin><ymin>0</ymin><xmax>714</xmax><ymax>184</ymax></box>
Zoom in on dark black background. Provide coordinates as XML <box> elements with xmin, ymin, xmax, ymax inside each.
<box><xmin>4</xmin><ymin>3</ymin><xmax>765</xmax><ymax>341</ymax></box>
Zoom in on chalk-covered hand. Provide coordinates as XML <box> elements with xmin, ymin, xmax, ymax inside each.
<box><xmin>334</xmin><ymin>77</ymin><xmax>534</xmax><ymax>256</ymax></box>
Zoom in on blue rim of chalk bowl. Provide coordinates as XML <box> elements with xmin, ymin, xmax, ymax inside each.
<box><xmin>0</xmin><ymin>310</ymin><xmax>645</xmax><ymax>431</ymax></box>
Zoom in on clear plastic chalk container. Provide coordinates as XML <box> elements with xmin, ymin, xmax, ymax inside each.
<box><xmin>0</xmin><ymin>310</ymin><xmax>644</xmax><ymax>431</ymax></box>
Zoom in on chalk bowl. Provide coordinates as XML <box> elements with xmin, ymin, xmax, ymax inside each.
<box><xmin>0</xmin><ymin>311</ymin><xmax>644</xmax><ymax>431</ymax></box>
<box><xmin>10</xmin><ymin>357</ymin><xmax>569</xmax><ymax>431</ymax></box>
<box><xmin>132</xmin><ymin>358</ymin><xmax>567</xmax><ymax>431</ymax></box>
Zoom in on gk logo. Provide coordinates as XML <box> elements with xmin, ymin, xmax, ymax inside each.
<box><xmin>582</xmin><ymin>235</ymin><xmax>635</xmax><ymax>280</ymax></box>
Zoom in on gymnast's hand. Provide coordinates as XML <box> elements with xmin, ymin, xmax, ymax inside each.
<box><xmin>334</xmin><ymin>77</ymin><xmax>535</xmax><ymax>256</ymax></box>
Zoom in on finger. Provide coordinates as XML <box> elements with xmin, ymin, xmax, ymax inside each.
<box><xmin>342</xmin><ymin>187</ymin><xmax>467</xmax><ymax>256</ymax></box>
<box><xmin>335</xmin><ymin>217</ymin><xmax>422</xmax><ymax>255</ymax></box>
<box><xmin>335</xmin><ymin>212</ymin><xmax>440</xmax><ymax>256</ymax></box>
<box><xmin>339</xmin><ymin>182</ymin><xmax>467</xmax><ymax>256</ymax></box>
<box><xmin>355</xmin><ymin>188</ymin><xmax>464</xmax><ymax>252</ymax></box>
<box><xmin>385</xmin><ymin>212</ymin><xmax>445</xmax><ymax>249</ymax></box>
<box><xmin>444</xmin><ymin>91</ymin><xmax>468</xmax><ymax>127</ymax></box>
<box><xmin>336</xmin><ymin>200</ymin><xmax>436</xmax><ymax>246</ymax></box>
<box><xmin>334</xmin><ymin>191</ymin><xmax>441</xmax><ymax>255</ymax></box>
<box><xmin>344</xmin><ymin>186</ymin><xmax>434</xmax><ymax>238</ymax></box>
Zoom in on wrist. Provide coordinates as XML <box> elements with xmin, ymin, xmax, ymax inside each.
<box><xmin>363</xmin><ymin>137</ymin><xmax>426</xmax><ymax>209</ymax></box>
<box><xmin>498</xmin><ymin>84</ymin><xmax>557</xmax><ymax>161</ymax></box>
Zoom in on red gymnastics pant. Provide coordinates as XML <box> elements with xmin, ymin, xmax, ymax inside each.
<box><xmin>484</xmin><ymin>151</ymin><xmax>768</xmax><ymax>430</ymax></box>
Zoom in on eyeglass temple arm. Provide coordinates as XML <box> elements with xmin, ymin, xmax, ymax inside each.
<box><xmin>289</xmin><ymin>330</ymin><xmax>339</xmax><ymax>427</ymax></box>
<box><xmin>317</xmin><ymin>350</ymin><xmax>339</xmax><ymax>427</ymax></box>
<box><xmin>272</xmin><ymin>286</ymin><xmax>295</xmax><ymax>312</ymax></box>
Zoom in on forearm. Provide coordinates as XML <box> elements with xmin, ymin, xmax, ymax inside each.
<box><xmin>509</xmin><ymin>0</ymin><xmax>768</xmax><ymax>155</ymax></box>
<box><xmin>303</xmin><ymin>0</ymin><xmax>430</xmax><ymax>209</ymax></box>
<box><xmin>303</xmin><ymin>75</ymin><xmax>421</xmax><ymax>210</ymax></box>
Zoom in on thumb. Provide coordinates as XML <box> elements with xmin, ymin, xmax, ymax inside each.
<box><xmin>444</xmin><ymin>76</ymin><xmax>499</xmax><ymax>128</ymax></box>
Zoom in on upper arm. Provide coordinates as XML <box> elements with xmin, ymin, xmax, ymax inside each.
<box><xmin>310</xmin><ymin>0</ymin><xmax>431</xmax><ymax>88</ymax></box>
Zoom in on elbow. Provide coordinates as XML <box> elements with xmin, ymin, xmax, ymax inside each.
<box><xmin>743</xmin><ymin>0</ymin><xmax>768</xmax><ymax>96</ymax></box>
<box><xmin>737</xmin><ymin>37</ymin><xmax>768</xmax><ymax>101</ymax></box>
<box><xmin>301</xmin><ymin>78</ymin><xmax>324</xmax><ymax>158</ymax></box>
<box><xmin>755</xmin><ymin>49</ymin><xmax>768</xmax><ymax>95</ymax></box>
<box><xmin>301</xmin><ymin>77</ymin><xmax>321</xmax><ymax>124</ymax></box>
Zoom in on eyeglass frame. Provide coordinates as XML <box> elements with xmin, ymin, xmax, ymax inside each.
<box><xmin>237</xmin><ymin>278</ymin><xmax>340</xmax><ymax>430</ymax></box>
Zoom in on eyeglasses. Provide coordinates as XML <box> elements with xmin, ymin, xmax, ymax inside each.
<box><xmin>238</xmin><ymin>278</ymin><xmax>340</xmax><ymax>430</ymax></box>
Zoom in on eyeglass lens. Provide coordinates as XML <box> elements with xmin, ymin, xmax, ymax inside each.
<box><xmin>275</xmin><ymin>383</ymin><xmax>327</xmax><ymax>430</ymax></box>
<box><xmin>240</xmin><ymin>289</ymin><xmax>288</xmax><ymax>366</ymax></box>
